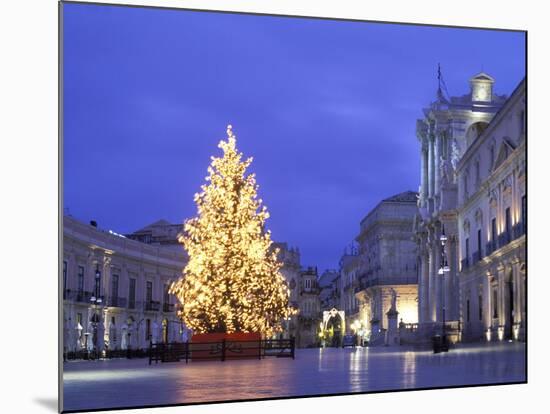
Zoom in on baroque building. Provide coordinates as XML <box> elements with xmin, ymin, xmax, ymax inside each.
<box><xmin>456</xmin><ymin>78</ymin><xmax>526</xmax><ymax>342</ymax></box>
<box><xmin>62</xmin><ymin>216</ymin><xmax>187</xmax><ymax>354</ymax></box>
<box><xmin>297</xmin><ymin>266</ymin><xmax>321</xmax><ymax>347</ymax></box>
<box><xmin>414</xmin><ymin>73</ymin><xmax>508</xmax><ymax>341</ymax></box>
<box><xmin>354</xmin><ymin>191</ymin><xmax>419</xmax><ymax>345</ymax></box>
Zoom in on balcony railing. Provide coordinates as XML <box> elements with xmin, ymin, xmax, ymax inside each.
<box><xmin>486</xmin><ymin>240</ymin><xmax>497</xmax><ymax>256</ymax></box>
<box><xmin>163</xmin><ymin>303</ymin><xmax>175</xmax><ymax>313</ymax></box>
<box><xmin>498</xmin><ymin>231</ymin><xmax>511</xmax><ymax>248</ymax></box>
<box><xmin>513</xmin><ymin>221</ymin><xmax>526</xmax><ymax>239</ymax></box>
<box><xmin>144</xmin><ymin>300</ymin><xmax>161</xmax><ymax>312</ymax></box>
<box><xmin>106</xmin><ymin>296</ymin><xmax>127</xmax><ymax>308</ymax></box>
<box><xmin>63</xmin><ymin>290</ymin><xmax>95</xmax><ymax>303</ymax></box>
<box><xmin>461</xmin><ymin>258</ymin><xmax>469</xmax><ymax>271</ymax></box>
<box><xmin>354</xmin><ymin>276</ymin><xmax>418</xmax><ymax>293</ymax></box>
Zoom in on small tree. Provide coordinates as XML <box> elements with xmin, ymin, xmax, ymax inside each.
<box><xmin>170</xmin><ymin>125</ymin><xmax>294</xmax><ymax>336</ymax></box>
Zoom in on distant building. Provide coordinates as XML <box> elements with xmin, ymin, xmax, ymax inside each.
<box><xmin>339</xmin><ymin>250</ymin><xmax>360</xmax><ymax>335</ymax></box>
<box><xmin>318</xmin><ymin>269</ymin><xmax>340</xmax><ymax>311</ymax></box>
<box><xmin>296</xmin><ymin>266</ymin><xmax>321</xmax><ymax>347</ymax></box>
<box><xmin>125</xmin><ymin>219</ymin><xmax>184</xmax><ymax>251</ymax></box>
<box><xmin>62</xmin><ymin>216</ymin><xmax>187</xmax><ymax>354</ymax></box>
<box><xmin>354</xmin><ymin>191</ymin><xmax>419</xmax><ymax>346</ymax></box>
<box><xmin>272</xmin><ymin>242</ymin><xmax>301</xmax><ymax>339</ymax></box>
<box><xmin>456</xmin><ymin>78</ymin><xmax>526</xmax><ymax>342</ymax></box>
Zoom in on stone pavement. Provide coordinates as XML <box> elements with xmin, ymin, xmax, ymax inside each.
<box><xmin>63</xmin><ymin>342</ymin><xmax>526</xmax><ymax>412</ymax></box>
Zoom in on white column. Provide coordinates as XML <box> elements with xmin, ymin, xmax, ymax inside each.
<box><xmin>421</xmin><ymin>143</ymin><xmax>429</xmax><ymax>206</ymax></box>
<box><xmin>420</xmin><ymin>251</ymin><xmax>430</xmax><ymax>324</ymax></box>
<box><xmin>428</xmin><ymin>136</ymin><xmax>435</xmax><ymax>199</ymax></box>
<box><xmin>483</xmin><ymin>273</ymin><xmax>491</xmax><ymax>332</ymax></box>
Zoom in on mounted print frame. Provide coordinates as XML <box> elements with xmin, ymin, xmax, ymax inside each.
<box><xmin>60</xmin><ymin>1</ymin><xmax>527</xmax><ymax>412</ymax></box>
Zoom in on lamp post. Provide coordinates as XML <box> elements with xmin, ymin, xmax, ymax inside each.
<box><xmin>90</xmin><ymin>264</ymin><xmax>103</xmax><ymax>358</ymax></box>
<box><xmin>438</xmin><ymin>225</ymin><xmax>450</xmax><ymax>346</ymax></box>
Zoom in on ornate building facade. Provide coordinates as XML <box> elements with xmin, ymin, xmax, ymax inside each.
<box><xmin>456</xmin><ymin>78</ymin><xmax>526</xmax><ymax>342</ymax></box>
<box><xmin>354</xmin><ymin>191</ymin><xmax>419</xmax><ymax>345</ymax></box>
<box><xmin>414</xmin><ymin>73</ymin><xmax>508</xmax><ymax>341</ymax></box>
<box><xmin>62</xmin><ymin>216</ymin><xmax>187</xmax><ymax>354</ymax></box>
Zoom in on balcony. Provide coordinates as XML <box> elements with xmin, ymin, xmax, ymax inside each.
<box><xmin>63</xmin><ymin>290</ymin><xmax>95</xmax><ymax>303</ymax></box>
<box><xmin>144</xmin><ymin>300</ymin><xmax>161</xmax><ymax>312</ymax></box>
<box><xmin>106</xmin><ymin>296</ymin><xmax>127</xmax><ymax>308</ymax></box>
<box><xmin>461</xmin><ymin>258</ymin><xmax>469</xmax><ymax>271</ymax></box>
<box><xmin>163</xmin><ymin>303</ymin><xmax>175</xmax><ymax>313</ymax></box>
<box><xmin>498</xmin><ymin>231</ymin><xmax>511</xmax><ymax>248</ymax></box>
<box><xmin>485</xmin><ymin>241</ymin><xmax>497</xmax><ymax>256</ymax></box>
<box><xmin>354</xmin><ymin>276</ymin><xmax>418</xmax><ymax>293</ymax></box>
<box><xmin>513</xmin><ymin>221</ymin><xmax>525</xmax><ymax>239</ymax></box>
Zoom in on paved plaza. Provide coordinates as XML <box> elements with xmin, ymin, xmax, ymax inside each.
<box><xmin>63</xmin><ymin>342</ymin><xmax>526</xmax><ymax>412</ymax></box>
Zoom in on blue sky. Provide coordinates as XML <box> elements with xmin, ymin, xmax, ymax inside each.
<box><xmin>63</xmin><ymin>3</ymin><xmax>525</xmax><ymax>271</ymax></box>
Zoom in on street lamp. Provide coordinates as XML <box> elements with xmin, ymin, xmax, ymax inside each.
<box><xmin>439</xmin><ymin>225</ymin><xmax>450</xmax><ymax>347</ymax></box>
<box><xmin>90</xmin><ymin>264</ymin><xmax>102</xmax><ymax>358</ymax></box>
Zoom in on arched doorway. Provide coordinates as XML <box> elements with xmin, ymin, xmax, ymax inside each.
<box><xmin>326</xmin><ymin>313</ymin><xmax>343</xmax><ymax>347</ymax></box>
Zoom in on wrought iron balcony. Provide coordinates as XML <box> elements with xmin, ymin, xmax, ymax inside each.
<box><xmin>63</xmin><ymin>290</ymin><xmax>95</xmax><ymax>303</ymax></box>
<box><xmin>485</xmin><ymin>240</ymin><xmax>497</xmax><ymax>256</ymax></box>
<box><xmin>513</xmin><ymin>221</ymin><xmax>525</xmax><ymax>239</ymax></box>
<box><xmin>144</xmin><ymin>300</ymin><xmax>161</xmax><ymax>312</ymax></box>
<box><xmin>106</xmin><ymin>296</ymin><xmax>127</xmax><ymax>308</ymax></box>
<box><xmin>354</xmin><ymin>276</ymin><xmax>418</xmax><ymax>293</ymax></box>
<box><xmin>498</xmin><ymin>231</ymin><xmax>511</xmax><ymax>248</ymax></box>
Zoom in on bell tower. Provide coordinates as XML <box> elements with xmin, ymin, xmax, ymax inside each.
<box><xmin>470</xmin><ymin>72</ymin><xmax>495</xmax><ymax>102</ymax></box>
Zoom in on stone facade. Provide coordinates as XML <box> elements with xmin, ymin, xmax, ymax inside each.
<box><xmin>296</xmin><ymin>266</ymin><xmax>321</xmax><ymax>347</ymax></box>
<box><xmin>354</xmin><ymin>191</ymin><xmax>419</xmax><ymax>345</ymax></box>
<box><xmin>62</xmin><ymin>216</ymin><xmax>187</xmax><ymax>353</ymax></box>
<box><xmin>456</xmin><ymin>79</ymin><xmax>526</xmax><ymax>342</ymax></box>
<box><xmin>414</xmin><ymin>73</ymin><xmax>508</xmax><ymax>342</ymax></box>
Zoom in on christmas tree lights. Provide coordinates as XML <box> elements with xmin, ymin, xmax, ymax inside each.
<box><xmin>170</xmin><ymin>125</ymin><xmax>295</xmax><ymax>336</ymax></box>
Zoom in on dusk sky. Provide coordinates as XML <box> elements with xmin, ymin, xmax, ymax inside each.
<box><xmin>63</xmin><ymin>3</ymin><xmax>525</xmax><ymax>272</ymax></box>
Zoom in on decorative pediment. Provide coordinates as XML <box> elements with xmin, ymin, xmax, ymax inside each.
<box><xmin>494</xmin><ymin>139</ymin><xmax>516</xmax><ymax>170</ymax></box>
<box><xmin>474</xmin><ymin>208</ymin><xmax>483</xmax><ymax>225</ymax></box>
<box><xmin>463</xmin><ymin>219</ymin><xmax>471</xmax><ymax>233</ymax></box>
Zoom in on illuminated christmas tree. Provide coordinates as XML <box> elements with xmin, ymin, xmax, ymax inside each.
<box><xmin>170</xmin><ymin>125</ymin><xmax>294</xmax><ymax>336</ymax></box>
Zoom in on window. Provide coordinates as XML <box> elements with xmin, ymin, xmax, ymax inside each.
<box><xmin>491</xmin><ymin>218</ymin><xmax>497</xmax><ymax>246</ymax></box>
<box><xmin>63</xmin><ymin>261</ymin><xmax>67</xmax><ymax>292</ymax></box>
<box><xmin>305</xmin><ymin>279</ymin><xmax>311</xmax><ymax>289</ymax></box>
<box><xmin>111</xmin><ymin>274</ymin><xmax>119</xmax><ymax>302</ymax></box>
<box><xmin>492</xmin><ymin>288</ymin><xmax>498</xmax><ymax>319</ymax></box>
<box><xmin>505</xmin><ymin>207</ymin><xmax>511</xmax><ymax>241</ymax></box>
<box><xmin>465</xmin><ymin>238</ymin><xmax>470</xmax><ymax>264</ymax></box>
<box><xmin>478</xmin><ymin>294</ymin><xmax>483</xmax><ymax>321</ymax></box>
<box><xmin>164</xmin><ymin>284</ymin><xmax>170</xmax><ymax>305</ymax></box>
<box><xmin>129</xmin><ymin>278</ymin><xmax>136</xmax><ymax>309</ymax></box>
<box><xmin>146</xmin><ymin>319</ymin><xmax>151</xmax><ymax>340</ymax></box>
<box><xmin>466</xmin><ymin>299</ymin><xmax>470</xmax><ymax>322</ymax></box>
<box><xmin>77</xmin><ymin>266</ymin><xmax>84</xmax><ymax>293</ymax></box>
<box><xmin>146</xmin><ymin>281</ymin><xmax>153</xmax><ymax>303</ymax></box>
<box><xmin>477</xmin><ymin>229</ymin><xmax>482</xmax><ymax>259</ymax></box>
<box><xmin>94</xmin><ymin>272</ymin><xmax>101</xmax><ymax>298</ymax></box>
